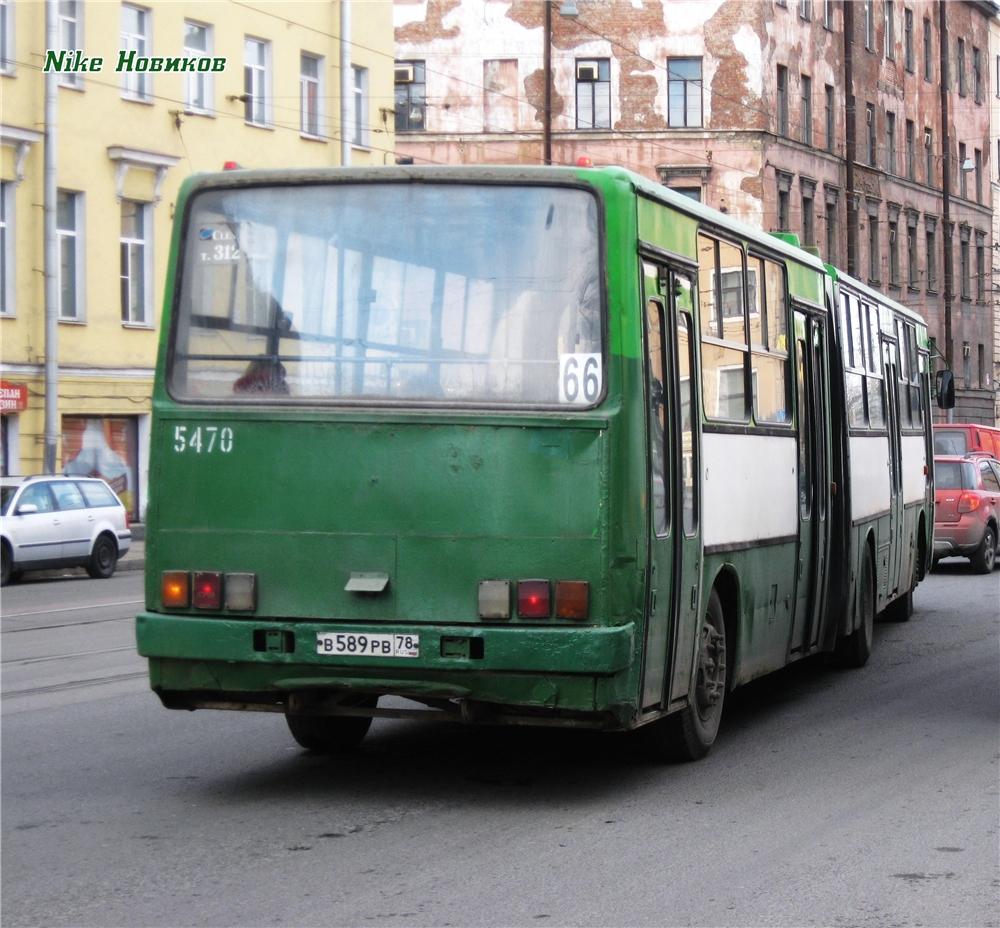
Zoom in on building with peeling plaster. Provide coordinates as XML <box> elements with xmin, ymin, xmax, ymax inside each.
<box><xmin>394</xmin><ymin>0</ymin><xmax>998</xmax><ymax>423</ymax></box>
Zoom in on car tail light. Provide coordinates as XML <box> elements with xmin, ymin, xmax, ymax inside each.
<box><xmin>555</xmin><ymin>581</ymin><xmax>589</xmax><ymax>620</ymax></box>
<box><xmin>478</xmin><ymin>580</ymin><xmax>511</xmax><ymax>620</ymax></box>
<box><xmin>224</xmin><ymin>573</ymin><xmax>257</xmax><ymax>611</ymax></box>
<box><xmin>161</xmin><ymin>571</ymin><xmax>190</xmax><ymax>608</ymax></box>
<box><xmin>193</xmin><ymin>572</ymin><xmax>223</xmax><ymax>610</ymax></box>
<box><xmin>517</xmin><ymin>580</ymin><xmax>551</xmax><ymax>618</ymax></box>
<box><xmin>957</xmin><ymin>492</ymin><xmax>982</xmax><ymax>514</ymax></box>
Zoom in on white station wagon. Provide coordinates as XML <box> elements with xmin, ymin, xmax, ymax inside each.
<box><xmin>0</xmin><ymin>475</ymin><xmax>132</xmax><ymax>585</ymax></box>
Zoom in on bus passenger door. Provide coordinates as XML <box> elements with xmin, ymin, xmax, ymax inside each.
<box><xmin>640</xmin><ymin>262</ymin><xmax>703</xmax><ymax>711</ymax></box>
<box><xmin>882</xmin><ymin>338</ymin><xmax>903</xmax><ymax>596</ymax></box>
<box><xmin>790</xmin><ymin>311</ymin><xmax>829</xmax><ymax>654</ymax></box>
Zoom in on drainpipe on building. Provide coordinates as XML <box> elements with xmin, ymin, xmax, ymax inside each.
<box><xmin>938</xmin><ymin>0</ymin><xmax>955</xmax><ymax>385</ymax></box>
<box><xmin>43</xmin><ymin>0</ymin><xmax>59</xmax><ymax>474</ymax></box>
<box><xmin>341</xmin><ymin>0</ymin><xmax>351</xmax><ymax>167</ymax></box>
<box><xmin>543</xmin><ymin>0</ymin><xmax>553</xmax><ymax>165</ymax></box>
<box><xmin>843</xmin><ymin>0</ymin><xmax>857</xmax><ymax>277</ymax></box>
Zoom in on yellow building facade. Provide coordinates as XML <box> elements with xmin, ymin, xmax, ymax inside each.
<box><xmin>1</xmin><ymin>0</ymin><xmax>394</xmax><ymax>517</ymax></box>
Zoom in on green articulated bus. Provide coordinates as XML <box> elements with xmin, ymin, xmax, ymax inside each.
<box><xmin>136</xmin><ymin>165</ymin><xmax>951</xmax><ymax>760</ymax></box>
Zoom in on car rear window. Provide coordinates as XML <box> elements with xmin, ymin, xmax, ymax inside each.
<box><xmin>935</xmin><ymin>461</ymin><xmax>966</xmax><ymax>489</ymax></box>
<box><xmin>77</xmin><ymin>481</ymin><xmax>119</xmax><ymax>508</ymax></box>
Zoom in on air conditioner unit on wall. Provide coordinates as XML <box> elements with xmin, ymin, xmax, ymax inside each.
<box><xmin>577</xmin><ymin>62</ymin><xmax>598</xmax><ymax>81</ymax></box>
<box><xmin>395</xmin><ymin>64</ymin><xmax>414</xmax><ymax>84</ymax></box>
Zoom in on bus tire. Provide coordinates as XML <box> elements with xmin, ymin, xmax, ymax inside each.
<box><xmin>836</xmin><ymin>551</ymin><xmax>875</xmax><ymax>667</ymax></box>
<box><xmin>644</xmin><ymin>590</ymin><xmax>728</xmax><ymax>762</ymax></box>
<box><xmin>285</xmin><ymin>696</ymin><xmax>377</xmax><ymax>753</ymax></box>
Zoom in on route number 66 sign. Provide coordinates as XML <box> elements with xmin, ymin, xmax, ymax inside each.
<box><xmin>559</xmin><ymin>353</ymin><xmax>602</xmax><ymax>405</ymax></box>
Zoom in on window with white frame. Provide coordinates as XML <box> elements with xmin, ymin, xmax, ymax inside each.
<box><xmin>575</xmin><ymin>58</ymin><xmax>611</xmax><ymax>130</ymax></box>
<box><xmin>0</xmin><ymin>0</ymin><xmax>13</xmax><ymax>74</ymax></box>
<box><xmin>351</xmin><ymin>65</ymin><xmax>368</xmax><ymax>146</ymax></box>
<box><xmin>57</xmin><ymin>190</ymin><xmax>84</xmax><ymax>320</ymax></box>
<box><xmin>300</xmin><ymin>52</ymin><xmax>322</xmax><ymax>137</ymax></box>
<box><xmin>120</xmin><ymin>5</ymin><xmax>151</xmax><ymax>100</ymax></box>
<box><xmin>120</xmin><ymin>200</ymin><xmax>150</xmax><ymax>325</ymax></box>
<box><xmin>667</xmin><ymin>58</ymin><xmax>702</xmax><ymax>127</ymax></box>
<box><xmin>184</xmin><ymin>21</ymin><xmax>212</xmax><ymax>113</ymax></box>
<box><xmin>57</xmin><ymin>1</ymin><xmax>82</xmax><ymax>88</ymax></box>
<box><xmin>244</xmin><ymin>38</ymin><xmax>271</xmax><ymax>126</ymax></box>
<box><xmin>0</xmin><ymin>181</ymin><xmax>12</xmax><ymax>316</ymax></box>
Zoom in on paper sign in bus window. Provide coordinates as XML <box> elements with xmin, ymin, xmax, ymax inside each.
<box><xmin>559</xmin><ymin>353</ymin><xmax>602</xmax><ymax>405</ymax></box>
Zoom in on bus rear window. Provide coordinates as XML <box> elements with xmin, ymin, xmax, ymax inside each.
<box><xmin>934</xmin><ymin>461</ymin><xmax>966</xmax><ymax>489</ymax></box>
<box><xmin>934</xmin><ymin>429</ymin><xmax>968</xmax><ymax>454</ymax></box>
<box><xmin>170</xmin><ymin>183</ymin><xmax>602</xmax><ymax>407</ymax></box>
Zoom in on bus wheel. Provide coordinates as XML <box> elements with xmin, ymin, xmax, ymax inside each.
<box><xmin>836</xmin><ymin>552</ymin><xmax>874</xmax><ymax>667</ymax></box>
<box><xmin>645</xmin><ymin>590</ymin><xmax>728</xmax><ymax>762</ymax></box>
<box><xmin>285</xmin><ymin>696</ymin><xmax>377</xmax><ymax>753</ymax></box>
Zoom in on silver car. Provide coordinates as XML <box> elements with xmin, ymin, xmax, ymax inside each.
<box><xmin>0</xmin><ymin>476</ymin><xmax>132</xmax><ymax>584</ymax></box>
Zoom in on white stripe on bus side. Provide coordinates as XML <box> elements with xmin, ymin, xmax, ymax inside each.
<box><xmin>901</xmin><ymin>434</ymin><xmax>927</xmax><ymax>505</ymax></box>
<box><xmin>850</xmin><ymin>435</ymin><xmax>891</xmax><ymax>522</ymax></box>
<box><xmin>702</xmin><ymin>432</ymin><xmax>797</xmax><ymax>548</ymax></box>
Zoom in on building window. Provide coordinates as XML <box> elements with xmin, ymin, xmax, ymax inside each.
<box><xmin>924</xmin><ymin>128</ymin><xmax>933</xmax><ymax>186</ymax></box>
<box><xmin>576</xmin><ymin>58</ymin><xmax>611</xmax><ymax>130</ymax></box>
<box><xmin>957</xmin><ymin>38</ymin><xmax>966</xmax><ymax>96</ymax></box>
<box><xmin>905</xmin><ymin>119</ymin><xmax>915</xmax><ymax>179</ymax></box>
<box><xmin>884</xmin><ymin>0</ymin><xmax>894</xmax><ymax>60</ymax></box>
<box><xmin>821</xmin><ymin>85</ymin><xmax>834</xmax><ymax>154</ymax></box>
<box><xmin>866</xmin><ymin>103</ymin><xmax>876</xmax><ymax>166</ymax></box>
<box><xmin>925</xmin><ymin>225</ymin><xmax>937</xmax><ymax>292</ymax></box>
<box><xmin>978</xmin><ymin>345</ymin><xmax>986</xmax><ymax>388</ymax></box>
<box><xmin>888</xmin><ymin>217</ymin><xmax>900</xmax><ymax>286</ymax></box>
<box><xmin>864</xmin><ymin>1</ymin><xmax>874</xmax><ymax>50</ymax></box>
<box><xmin>885</xmin><ymin>111</ymin><xmax>896</xmax><ymax>174</ymax></box>
<box><xmin>973</xmin><ymin>47</ymin><xmax>982</xmax><ymax>103</ymax></box>
<box><xmin>800</xmin><ymin>75</ymin><xmax>812</xmax><ymax>145</ymax></box>
<box><xmin>299</xmin><ymin>53</ymin><xmax>323</xmax><ymax>137</ymax></box>
<box><xmin>120</xmin><ymin>200</ymin><xmax>150</xmax><ymax>326</ymax></box>
<box><xmin>904</xmin><ymin>8</ymin><xmax>914</xmax><ymax>72</ymax></box>
<box><xmin>906</xmin><ymin>218</ymin><xmax>918</xmax><ymax>289</ymax></box>
<box><xmin>802</xmin><ymin>189</ymin><xmax>815</xmax><ymax>245</ymax></box>
<box><xmin>244</xmin><ymin>38</ymin><xmax>271</xmax><ymax>126</ymax></box>
<box><xmin>57</xmin><ymin>190</ymin><xmax>83</xmax><ymax>321</ymax></box>
<box><xmin>867</xmin><ymin>206</ymin><xmax>880</xmax><ymax>283</ymax></box>
<box><xmin>923</xmin><ymin>18</ymin><xmax>932</xmax><ymax>81</ymax></box>
<box><xmin>56</xmin><ymin>1</ymin><xmax>82</xmax><ymax>87</ymax></box>
<box><xmin>777</xmin><ymin>172</ymin><xmax>792</xmax><ymax>230</ymax></box>
<box><xmin>974</xmin><ymin>148</ymin><xmax>981</xmax><ymax>203</ymax></box>
<box><xmin>976</xmin><ymin>232</ymin><xmax>985</xmax><ymax>301</ymax></box>
<box><xmin>799</xmin><ymin>0</ymin><xmax>811</xmax><ymax>20</ymax></box>
<box><xmin>959</xmin><ymin>142</ymin><xmax>968</xmax><ymax>198</ymax></box>
<box><xmin>352</xmin><ymin>65</ymin><xmax>368</xmax><ymax>146</ymax></box>
<box><xmin>823</xmin><ymin>0</ymin><xmax>833</xmax><ymax>29</ymax></box>
<box><xmin>394</xmin><ymin>60</ymin><xmax>426</xmax><ymax>132</ymax></box>
<box><xmin>959</xmin><ymin>231</ymin><xmax>970</xmax><ymax>301</ymax></box>
<box><xmin>0</xmin><ymin>181</ymin><xmax>11</xmax><ymax>316</ymax></box>
<box><xmin>667</xmin><ymin>58</ymin><xmax>702</xmax><ymax>128</ymax></box>
<box><xmin>825</xmin><ymin>187</ymin><xmax>838</xmax><ymax>266</ymax></box>
<box><xmin>997</xmin><ymin>54</ymin><xmax>1000</xmax><ymax>98</ymax></box>
<box><xmin>776</xmin><ymin>65</ymin><xmax>789</xmax><ymax>137</ymax></box>
<box><xmin>121</xmin><ymin>5</ymin><xmax>150</xmax><ymax>100</ymax></box>
<box><xmin>0</xmin><ymin>0</ymin><xmax>12</xmax><ymax>74</ymax></box>
<box><xmin>184</xmin><ymin>21</ymin><xmax>212</xmax><ymax>114</ymax></box>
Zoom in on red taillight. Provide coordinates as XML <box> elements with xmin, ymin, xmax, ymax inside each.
<box><xmin>957</xmin><ymin>492</ymin><xmax>982</xmax><ymax>514</ymax></box>
<box><xmin>555</xmin><ymin>581</ymin><xmax>589</xmax><ymax>620</ymax></box>
<box><xmin>193</xmin><ymin>572</ymin><xmax>223</xmax><ymax>609</ymax></box>
<box><xmin>517</xmin><ymin>580</ymin><xmax>551</xmax><ymax>619</ymax></box>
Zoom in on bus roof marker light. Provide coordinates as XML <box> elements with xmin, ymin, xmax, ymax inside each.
<box><xmin>478</xmin><ymin>580</ymin><xmax>511</xmax><ymax>620</ymax></box>
<box><xmin>161</xmin><ymin>571</ymin><xmax>190</xmax><ymax>609</ymax></box>
<box><xmin>193</xmin><ymin>572</ymin><xmax>223</xmax><ymax>610</ymax></box>
<box><xmin>222</xmin><ymin>161</ymin><xmax>242</xmax><ymax>171</ymax></box>
<box><xmin>555</xmin><ymin>581</ymin><xmax>589</xmax><ymax>620</ymax></box>
<box><xmin>517</xmin><ymin>580</ymin><xmax>551</xmax><ymax>619</ymax></box>
<box><xmin>225</xmin><ymin>573</ymin><xmax>257</xmax><ymax>612</ymax></box>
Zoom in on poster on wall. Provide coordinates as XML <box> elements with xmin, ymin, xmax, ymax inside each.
<box><xmin>62</xmin><ymin>417</ymin><xmax>138</xmax><ymax>519</ymax></box>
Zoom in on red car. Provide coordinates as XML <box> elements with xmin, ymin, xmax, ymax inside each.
<box><xmin>933</xmin><ymin>455</ymin><xmax>1000</xmax><ymax>573</ymax></box>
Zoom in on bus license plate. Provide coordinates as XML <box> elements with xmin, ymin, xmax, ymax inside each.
<box><xmin>316</xmin><ymin>632</ymin><xmax>419</xmax><ymax>659</ymax></box>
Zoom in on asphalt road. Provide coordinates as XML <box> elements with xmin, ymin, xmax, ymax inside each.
<box><xmin>2</xmin><ymin>564</ymin><xmax>998</xmax><ymax>928</ymax></box>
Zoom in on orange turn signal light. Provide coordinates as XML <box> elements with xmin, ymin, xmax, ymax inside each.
<box><xmin>555</xmin><ymin>580</ymin><xmax>589</xmax><ymax>620</ymax></box>
<box><xmin>162</xmin><ymin>571</ymin><xmax>190</xmax><ymax>608</ymax></box>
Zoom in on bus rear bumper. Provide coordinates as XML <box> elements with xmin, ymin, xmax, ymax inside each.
<box><xmin>135</xmin><ymin>613</ymin><xmax>636</xmax><ymax>721</ymax></box>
